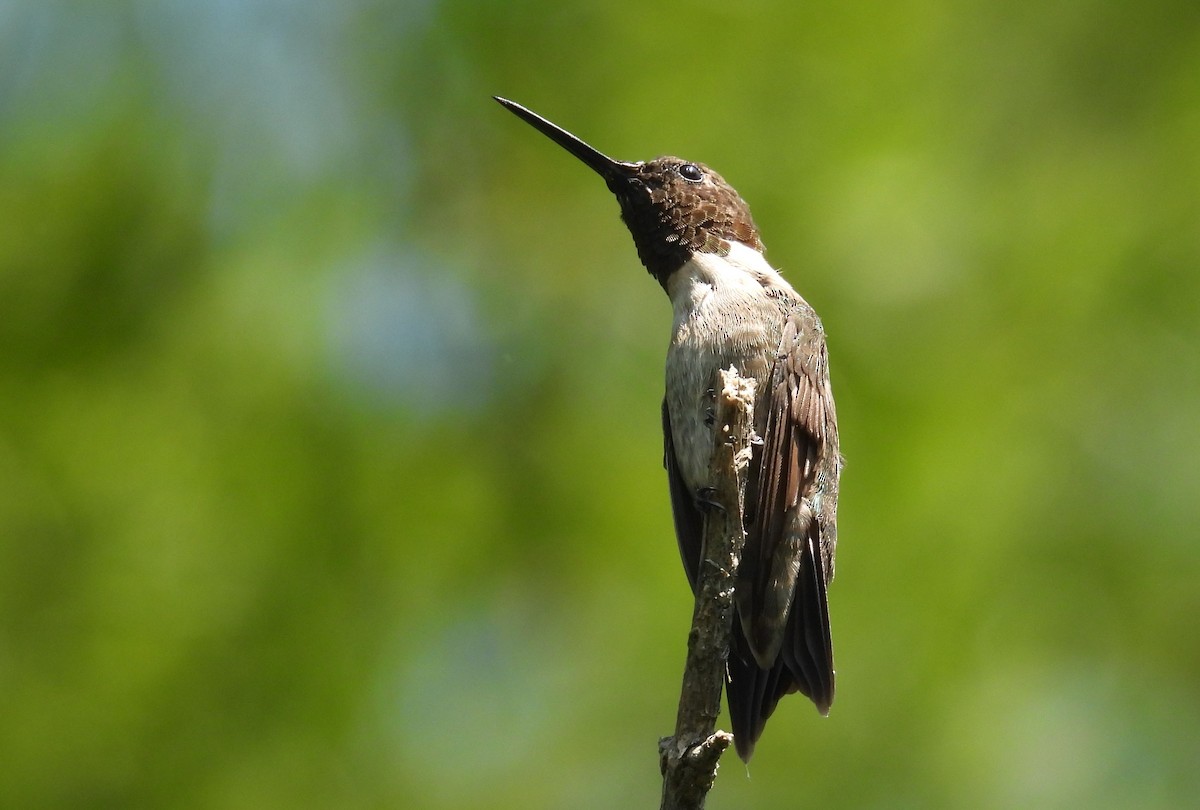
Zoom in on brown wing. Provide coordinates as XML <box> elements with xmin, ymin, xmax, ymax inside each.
<box><xmin>728</xmin><ymin>308</ymin><xmax>838</xmax><ymax>759</ymax></box>
<box><xmin>663</xmin><ymin>398</ymin><xmax>705</xmax><ymax>592</ymax></box>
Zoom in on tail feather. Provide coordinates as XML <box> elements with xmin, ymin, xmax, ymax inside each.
<box><xmin>726</xmin><ymin>532</ymin><xmax>834</xmax><ymax>760</ymax></box>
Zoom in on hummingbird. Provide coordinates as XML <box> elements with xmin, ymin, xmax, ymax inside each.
<box><xmin>495</xmin><ymin>97</ymin><xmax>841</xmax><ymax>761</ymax></box>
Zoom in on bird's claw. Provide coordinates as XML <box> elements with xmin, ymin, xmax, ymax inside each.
<box><xmin>703</xmin><ymin>388</ymin><xmax>717</xmax><ymax>426</ymax></box>
<box><xmin>696</xmin><ymin>486</ymin><xmax>726</xmax><ymax>514</ymax></box>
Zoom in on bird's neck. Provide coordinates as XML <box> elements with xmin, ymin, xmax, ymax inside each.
<box><xmin>665</xmin><ymin>241</ymin><xmax>785</xmax><ymax>309</ymax></box>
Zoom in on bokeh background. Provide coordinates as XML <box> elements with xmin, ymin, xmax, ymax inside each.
<box><xmin>2</xmin><ymin>2</ymin><xmax>1197</xmax><ymax>808</ymax></box>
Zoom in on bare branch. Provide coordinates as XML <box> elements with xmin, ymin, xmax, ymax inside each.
<box><xmin>659</xmin><ymin>368</ymin><xmax>756</xmax><ymax>810</ymax></box>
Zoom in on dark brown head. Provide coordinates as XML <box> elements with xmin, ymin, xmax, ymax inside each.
<box><xmin>495</xmin><ymin>97</ymin><xmax>763</xmax><ymax>288</ymax></box>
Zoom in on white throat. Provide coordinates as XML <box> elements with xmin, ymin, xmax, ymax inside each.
<box><xmin>666</xmin><ymin>241</ymin><xmax>791</xmax><ymax>326</ymax></box>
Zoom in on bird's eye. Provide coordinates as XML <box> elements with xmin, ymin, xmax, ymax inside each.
<box><xmin>678</xmin><ymin>163</ymin><xmax>703</xmax><ymax>183</ymax></box>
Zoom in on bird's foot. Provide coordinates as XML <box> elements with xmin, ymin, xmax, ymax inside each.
<box><xmin>695</xmin><ymin>486</ymin><xmax>726</xmax><ymax>514</ymax></box>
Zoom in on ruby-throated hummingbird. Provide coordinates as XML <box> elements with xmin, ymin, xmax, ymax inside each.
<box><xmin>495</xmin><ymin>97</ymin><xmax>841</xmax><ymax>761</ymax></box>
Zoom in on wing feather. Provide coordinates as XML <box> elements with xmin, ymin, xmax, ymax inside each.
<box><xmin>730</xmin><ymin>307</ymin><xmax>839</xmax><ymax>755</ymax></box>
<box><xmin>663</xmin><ymin>398</ymin><xmax>704</xmax><ymax>591</ymax></box>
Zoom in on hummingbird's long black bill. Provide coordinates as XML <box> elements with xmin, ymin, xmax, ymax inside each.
<box><xmin>494</xmin><ymin>96</ymin><xmax>638</xmax><ymax>181</ymax></box>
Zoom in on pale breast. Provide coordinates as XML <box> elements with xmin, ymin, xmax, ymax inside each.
<box><xmin>663</xmin><ymin>244</ymin><xmax>797</xmax><ymax>489</ymax></box>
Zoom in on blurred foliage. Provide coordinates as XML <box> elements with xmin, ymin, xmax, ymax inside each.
<box><xmin>1</xmin><ymin>1</ymin><xmax>1198</xmax><ymax>808</ymax></box>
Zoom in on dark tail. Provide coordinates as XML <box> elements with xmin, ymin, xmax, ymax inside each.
<box><xmin>726</xmin><ymin>533</ymin><xmax>834</xmax><ymax>761</ymax></box>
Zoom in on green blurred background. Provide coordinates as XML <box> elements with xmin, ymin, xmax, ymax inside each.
<box><xmin>2</xmin><ymin>1</ymin><xmax>1197</xmax><ymax>808</ymax></box>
